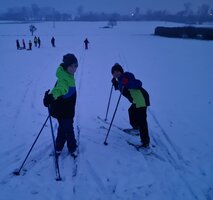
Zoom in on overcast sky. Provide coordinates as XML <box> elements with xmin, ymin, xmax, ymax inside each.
<box><xmin>1</xmin><ymin>0</ymin><xmax>213</xmax><ymax>14</ymax></box>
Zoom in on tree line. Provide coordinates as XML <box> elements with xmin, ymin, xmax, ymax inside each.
<box><xmin>0</xmin><ymin>3</ymin><xmax>213</xmax><ymax>24</ymax></box>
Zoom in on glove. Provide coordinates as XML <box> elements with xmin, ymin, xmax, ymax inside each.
<box><xmin>122</xmin><ymin>77</ymin><xmax>129</xmax><ymax>85</ymax></box>
<box><xmin>111</xmin><ymin>78</ymin><xmax>118</xmax><ymax>85</ymax></box>
<box><xmin>111</xmin><ymin>78</ymin><xmax>118</xmax><ymax>89</ymax></box>
<box><xmin>43</xmin><ymin>90</ymin><xmax>54</xmax><ymax>107</ymax></box>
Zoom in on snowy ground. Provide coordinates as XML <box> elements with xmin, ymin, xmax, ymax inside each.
<box><xmin>0</xmin><ymin>21</ymin><xmax>213</xmax><ymax>200</ymax></box>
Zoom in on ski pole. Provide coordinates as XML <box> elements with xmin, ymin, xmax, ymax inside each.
<box><xmin>105</xmin><ymin>84</ymin><xmax>113</xmax><ymax>121</ymax></box>
<box><xmin>104</xmin><ymin>87</ymin><xmax>123</xmax><ymax>145</ymax></box>
<box><xmin>48</xmin><ymin>107</ymin><xmax>62</xmax><ymax>181</ymax></box>
<box><xmin>13</xmin><ymin>115</ymin><xmax>49</xmax><ymax>176</ymax></box>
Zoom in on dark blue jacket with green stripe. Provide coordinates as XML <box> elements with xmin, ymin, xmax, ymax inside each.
<box><xmin>117</xmin><ymin>72</ymin><xmax>150</xmax><ymax>108</ymax></box>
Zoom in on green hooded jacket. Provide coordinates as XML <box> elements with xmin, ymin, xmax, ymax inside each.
<box><xmin>50</xmin><ymin>66</ymin><xmax>77</xmax><ymax>119</ymax></box>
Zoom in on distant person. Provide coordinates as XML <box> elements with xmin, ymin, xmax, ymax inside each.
<box><xmin>84</xmin><ymin>38</ymin><xmax>89</xmax><ymax>50</ymax></box>
<box><xmin>22</xmin><ymin>39</ymin><xmax>26</xmax><ymax>49</ymax></box>
<box><xmin>111</xmin><ymin>63</ymin><xmax>150</xmax><ymax>148</ymax></box>
<box><xmin>51</xmin><ymin>37</ymin><xmax>55</xmax><ymax>47</ymax></box>
<box><xmin>37</xmin><ymin>37</ymin><xmax>41</xmax><ymax>48</ymax></box>
<box><xmin>34</xmin><ymin>36</ymin><xmax>38</xmax><ymax>47</ymax></box>
<box><xmin>16</xmin><ymin>40</ymin><xmax>20</xmax><ymax>50</ymax></box>
<box><xmin>28</xmin><ymin>40</ymin><xmax>32</xmax><ymax>50</ymax></box>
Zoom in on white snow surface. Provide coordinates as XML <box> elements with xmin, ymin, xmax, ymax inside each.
<box><xmin>0</xmin><ymin>21</ymin><xmax>213</xmax><ymax>200</ymax></box>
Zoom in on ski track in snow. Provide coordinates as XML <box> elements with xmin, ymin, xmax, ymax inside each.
<box><xmin>72</xmin><ymin>51</ymin><xmax>122</xmax><ymax>199</ymax></box>
<box><xmin>12</xmin><ymin>80</ymin><xmax>33</xmax><ymax>129</ymax></box>
<box><xmin>148</xmin><ymin>109</ymin><xmax>203</xmax><ymax>200</ymax></box>
<box><xmin>98</xmin><ymin>113</ymin><xmax>203</xmax><ymax>200</ymax></box>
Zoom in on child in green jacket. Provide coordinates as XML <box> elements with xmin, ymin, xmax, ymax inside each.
<box><xmin>44</xmin><ymin>53</ymin><xmax>78</xmax><ymax>158</ymax></box>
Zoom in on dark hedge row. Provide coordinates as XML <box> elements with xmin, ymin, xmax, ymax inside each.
<box><xmin>154</xmin><ymin>26</ymin><xmax>213</xmax><ymax>40</ymax></box>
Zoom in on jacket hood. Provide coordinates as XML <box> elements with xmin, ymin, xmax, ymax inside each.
<box><xmin>56</xmin><ymin>66</ymin><xmax>74</xmax><ymax>80</ymax></box>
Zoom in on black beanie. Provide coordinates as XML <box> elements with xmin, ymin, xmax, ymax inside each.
<box><xmin>111</xmin><ymin>63</ymin><xmax>124</xmax><ymax>74</ymax></box>
<box><xmin>62</xmin><ymin>53</ymin><xmax>78</xmax><ymax>69</ymax></box>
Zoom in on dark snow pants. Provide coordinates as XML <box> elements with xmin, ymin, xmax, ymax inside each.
<box><xmin>128</xmin><ymin>104</ymin><xmax>150</xmax><ymax>145</ymax></box>
<box><xmin>56</xmin><ymin>118</ymin><xmax>77</xmax><ymax>153</ymax></box>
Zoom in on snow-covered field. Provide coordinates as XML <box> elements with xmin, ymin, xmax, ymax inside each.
<box><xmin>0</xmin><ymin>21</ymin><xmax>212</xmax><ymax>200</ymax></box>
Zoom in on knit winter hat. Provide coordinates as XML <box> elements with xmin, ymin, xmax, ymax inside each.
<box><xmin>111</xmin><ymin>63</ymin><xmax>124</xmax><ymax>74</ymax></box>
<box><xmin>62</xmin><ymin>53</ymin><xmax>78</xmax><ymax>68</ymax></box>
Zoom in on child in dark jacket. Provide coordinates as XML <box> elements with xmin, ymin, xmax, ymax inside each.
<box><xmin>43</xmin><ymin>53</ymin><xmax>78</xmax><ymax>158</ymax></box>
<box><xmin>111</xmin><ymin>63</ymin><xmax>150</xmax><ymax>148</ymax></box>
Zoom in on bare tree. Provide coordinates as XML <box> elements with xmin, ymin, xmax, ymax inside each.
<box><xmin>29</xmin><ymin>24</ymin><xmax>37</xmax><ymax>36</ymax></box>
<box><xmin>77</xmin><ymin>5</ymin><xmax>84</xmax><ymax>17</ymax></box>
<box><xmin>184</xmin><ymin>3</ymin><xmax>193</xmax><ymax>16</ymax></box>
<box><xmin>134</xmin><ymin>7</ymin><xmax>140</xmax><ymax>16</ymax></box>
<box><xmin>197</xmin><ymin>4</ymin><xmax>210</xmax><ymax>17</ymax></box>
<box><xmin>131</xmin><ymin>7</ymin><xmax>141</xmax><ymax>20</ymax></box>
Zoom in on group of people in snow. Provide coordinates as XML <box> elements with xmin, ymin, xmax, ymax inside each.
<box><xmin>16</xmin><ymin>36</ymin><xmax>55</xmax><ymax>50</ymax></box>
<box><xmin>16</xmin><ymin>39</ymin><xmax>28</xmax><ymax>50</ymax></box>
<box><xmin>33</xmin><ymin>36</ymin><xmax>41</xmax><ymax>48</ymax></box>
<box><xmin>43</xmin><ymin>53</ymin><xmax>150</xmax><ymax>158</ymax></box>
<box><xmin>16</xmin><ymin>37</ymin><xmax>90</xmax><ymax>51</ymax></box>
